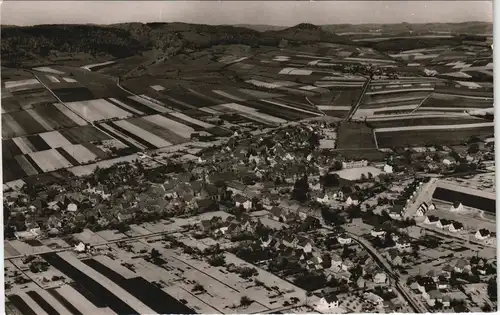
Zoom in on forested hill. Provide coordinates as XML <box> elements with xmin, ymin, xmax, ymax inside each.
<box><xmin>1</xmin><ymin>22</ymin><xmax>352</xmax><ymax>66</ymax></box>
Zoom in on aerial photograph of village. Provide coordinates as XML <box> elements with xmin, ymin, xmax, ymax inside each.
<box><xmin>0</xmin><ymin>1</ymin><xmax>496</xmax><ymax>314</ymax></box>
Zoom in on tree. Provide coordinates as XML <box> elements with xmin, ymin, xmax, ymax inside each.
<box><xmin>367</xmin><ymin>172</ymin><xmax>373</xmax><ymax>179</ymax></box>
<box><xmin>292</xmin><ymin>175</ymin><xmax>310</xmax><ymax>202</ymax></box>
<box><xmin>150</xmin><ymin>248</ymin><xmax>161</xmax><ymax>260</ymax></box>
<box><xmin>240</xmin><ymin>296</ymin><xmax>253</xmax><ymax>307</ymax></box>
<box><xmin>468</xmin><ymin>143</ymin><xmax>480</xmax><ymax>154</ymax></box>
<box><xmin>360</xmin><ymin>173</ymin><xmax>367</xmax><ymax>181</ymax></box>
<box><xmin>332</xmin><ymin>161</ymin><xmax>343</xmax><ymax>171</ymax></box>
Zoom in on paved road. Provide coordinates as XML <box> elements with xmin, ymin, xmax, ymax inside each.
<box><xmin>346</xmin><ymin>77</ymin><xmax>371</xmax><ymax>121</ymax></box>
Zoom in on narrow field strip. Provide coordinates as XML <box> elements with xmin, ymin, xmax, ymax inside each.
<box><xmin>12</xmin><ymin>137</ymin><xmax>36</xmax><ymax>154</ymax></box>
<box><xmin>26</xmin><ymin>291</ymin><xmax>63</xmax><ymax>315</ymax></box>
<box><xmin>55</xmin><ymin>147</ymin><xmax>81</xmax><ymax>166</ymax></box>
<box><xmin>14</xmin><ymin>155</ymin><xmax>39</xmax><ymax>176</ymax></box>
<box><xmin>47</xmin><ymin>75</ymin><xmax>60</xmax><ymax>83</ymax></box>
<box><xmin>2</xmin><ymin>114</ymin><xmax>26</xmax><ymax>138</ymax></box>
<box><xmin>62</xmin><ymin>77</ymin><xmax>78</xmax><ymax>83</ymax></box>
<box><xmin>365</xmin><ymin>88</ymin><xmax>434</xmax><ymax>95</ymax></box>
<box><xmin>113</xmin><ymin>120</ymin><xmax>172</xmax><ymax>148</ymax></box>
<box><xmin>54</xmin><ymin>285</ymin><xmax>113</xmax><ymax>315</ymax></box>
<box><xmin>212</xmin><ymin>90</ymin><xmax>247</xmax><ymax>102</ymax></box>
<box><xmin>128</xmin><ymin>118</ymin><xmax>187</xmax><ymax>144</ymax></box>
<box><xmin>66</xmin><ymin>99</ymin><xmax>133</xmax><ymax>122</ymax></box>
<box><xmin>186</xmin><ymin>88</ymin><xmax>226</xmax><ymax>105</ymax></box>
<box><xmin>198</xmin><ymin>107</ymin><xmax>221</xmax><ymax>115</ymax></box>
<box><xmin>33</xmin><ymin>67</ymin><xmax>65</xmax><ymax>74</ymax></box>
<box><xmin>128</xmin><ymin>95</ymin><xmax>170</xmax><ymax>113</ymax></box>
<box><xmin>99</xmin><ymin>123</ymin><xmax>147</xmax><ymax>150</ymax></box>
<box><xmin>52</xmin><ymin>103</ymin><xmax>88</xmax><ymax>126</ymax></box>
<box><xmin>108</xmin><ymin>98</ymin><xmax>144</xmax><ymax>115</ymax></box>
<box><xmin>25</xmin><ymin>109</ymin><xmax>54</xmax><ymax>131</ymax></box>
<box><xmin>215</xmin><ymin>103</ymin><xmax>287</xmax><ymax>125</ymax></box>
<box><xmin>168</xmin><ymin>112</ymin><xmax>215</xmax><ymax>129</ymax></box>
<box><xmin>28</xmin><ymin>149</ymin><xmax>73</xmax><ymax>172</ymax></box>
<box><xmin>32</xmin><ymin>289</ymin><xmax>73</xmax><ymax>315</ymax></box>
<box><xmin>318</xmin><ymin>105</ymin><xmax>352</xmax><ymax>111</ymax></box>
<box><xmin>260</xmin><ymin>99</ymin><xmax>323</xmax><ymax>116</ymax></box>
<box><xmin>375</xmin><ymin>121</ymin><xmax>494</xmax><ymax>132</ymax></box>
<box><xmin>143</xmin><ymin>114</ymin><xmax>195</xmax><ymax>139</ymax></box>
<box><xmin>4</xmin><ymin>79</ymin><xmax>40</xmax><ymax>89</ymax></box>
<box><xmin>17</xmin><ymin>292</ymin><xmax>50</xmax><ymax>315</ymax></box>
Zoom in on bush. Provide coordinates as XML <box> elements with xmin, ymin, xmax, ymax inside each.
<box><xmin>240</xmin><ymin>296</ymin><xmax>253</xmax><ymax>307</ymax></box>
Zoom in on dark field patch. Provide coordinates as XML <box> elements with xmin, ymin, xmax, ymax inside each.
<box><xmin>52</xmin><ymin>87</ymin><xmax>95</xmax><ymax>102</ymax></box>
<box><xmin>48</xmin><ymin>289</ymin><xmax>84</xmax><ymax>315</ymax></box>
<box><xmin>2</xmin><ymin>158</ymin><xmax>27</xmax><ymax>182</ymax></box>
<box><xmin>128</xmin><ymin>118</ymin><xmax>187</xmax><ymax>144</ymax></box>
<box><xmin>107</xmin><ymin>97</ymin><xmax>158</xmax><ymax>116</ymax></box>
<box><xmin>433</xmin><ymin>187</ymin><xmax>495</xmax><ymax>213</ymax></box>
<box><xmin>24</xmin><ymin>154</ymin><xmax>45</xmax><ymax>174</ymax></box>
<box><xmin>10</xmin><ymin>111</ymin><xmax>47</xmax><ymax>135</ymax></box>
<box><xmin>373</xmin><ymin>109</ymin><xmax>415</xmax><ymax>115</ymax></box>
<box><xmin>362</xmin><ymin>91</ymin><xmax>430</xmax><ymax>104</ymax></box>
<box><xmin>7</xmin><ymin>295</ymin><xmax>37</xmax><ymax>315</ymax></box>
<box><xmin>243</xmin><ymin>100</ymin><xmax>312</xmax><ymax>121</ymax></box>
<box><xmin>25</xmin><ymin>135</ymin><xmax>51</xmax><ymax>151</ymax></box>
<box><xmin>41</xmin><ymin>252</ymin><xmax>138</xmax><ymax>314</ymax></box>
<box><xmin>2</xmin><ymin>97</ymin><xmax>22</xmax><ymax>113</ymax></box>
<box><xmin>26</xmin><ymin>291</ymin><xmax>61</xmax><ymax>315</ymax></box>
<box><xmin>33</xmin><ymin>103</ymin><xmax>80</xmax><ymax>129</ymax></box>
<box><xmin>368</xmin><ymin>117</ymin><xmax>487</xmax><ymax>129</ymax></box>
<box><xmin>161</xmin><ymin>90</ymin><xmax>209</xmax><ymax>109</ymax></box>
<box><xmin>81</xmin><ymin>142</ymin><xmax>109</xmax><ymax>159</ymax></box>
<box><xmin>59</xmin><ymin>125</ymin><xmax>111</xmax><ymax>144</ymax></box>
<box><xmin>361</xmin><ymin>98</ymin><xmax>423</xmax><ymax>109</ymax></box>
<box><xmin>83</xmin><ymin>259</ymin><xmax>195</xmax><ymax>314</ymax></box>
<box><xmin>324</xmin><ymin>110</ymin><xmax>349</xmax><ymax>119</ymax></box>
<box><xmin>335</xmin><ymin>121</ymin><xmax>377</xmax><ymax>149</ymax></box>
<box><xmin>55</xmin><ymin>147</ymin><xmax>80</xmax><ymax>166</ymax></box>
<box><xmin>421</xmin><ymin>95</ymin><xmax>493</xmax><ymax>109</ymax></box>
<box><xmin>375</xmin><ymin>126</ymin><xmax>494</xmax><ymax>148</ymax></box>
<box><xmin>206</xmin><ymin>126</ymin><xmax>233</xmax><ymax>137</ymax></box>
<box><xmin>3</xmin><ymin>139</ymin><xmax>23</xmax><ymax>159</ymax></box>
<box><xmin>163</xmin><ymin>113</ymin><xmax>206</xmax><ymax>131</ymax></box>
<box><xmin>332</xmin><ymin>89</ymin><xmax>363</xmax><ymax>107</ymax></box>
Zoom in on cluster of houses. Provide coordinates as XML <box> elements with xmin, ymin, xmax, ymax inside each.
<box><xmin>388</xmin><ymin>180</ymin><xmax>424</xmax><ymax>220</ymax></box>
<box><xmin>423</xmin><ymin>215</ymin><xmax>465</xmax><ymax>233</ymax></box>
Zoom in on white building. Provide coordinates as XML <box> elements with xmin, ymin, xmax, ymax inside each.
<box><xmin>316</xmin><ymin>295</ymin><xmax>339</xmax><ymax>311</ymax></box>
<box><xmin>383</xmin><ymin>164</ymin><xmax>393</xmax><ymax>174</ymax></box>
<box><xmin>342</xmin><ymin>160</ymin><xmax>368</xmax><ymax>169</ymax></box>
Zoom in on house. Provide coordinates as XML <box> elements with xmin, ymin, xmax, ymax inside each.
<box><xmin>66</xmin><ymin>203</ymin><xmax>78</xmax><ymax>212</ymax></box>
<box><xmin>424</xmin><ymin>215</ymin><xmax>440</xmax><ymax>225</ymax></box>
<box><xmin>357</xmin><ymin>277</ymin><xmax>366</xmax><ymax>289</ymax></box>
<box><xmin>268</xmin><ymin>206</ymin><xmax>285</xmax><ymax>222</ymax></box>
<box><xmin>475</xmin><ymin>229</ymin><xmax>490</xmax><ymax>240</ymax></box>
<box><xmin>454</xmin><ymin>259</ymin><xmax>471</xmax><ymax>273</ymax></box>
<box><xmin>282</xmin><ymin>235</ymin><xmax>298</xmax><ymax>248</ymax></box>
<box><xmin>199</xmin><ymin>220</ymin><xmax>212</xmax><ymax>232</ymax></box>
<box><xmin>395</xmin><ymin>237</ymin><xmax>411</xmax><ymax>251</ymax></box>
<box><xmin>342</xmin><ymin>258</ymin><xmax>354</xmax><ymax>271</ymax></box>
<box><xmin>371</xmin><ymin>227</ymin><xmax>386</xmax><ymax>238</ymax></box>
<box><xmin>373</xmin><ymin>272</ymin><xmax>387</xmax><ymax>285</ymax></box>
<box><xmin>116</xmin><ymin>209</ymin><xmax>134</xmax><ymax>222</ymax></box>
<box><xmin>364</xmin><ymin>292</ymin><xmax>384</xmax><ymax>306</ymax></box>
<box><xmin>234</xmin><ymin>194</ymin><xmax>252</xmax><ymax>210</ymax></box>
<box><xmin>317</xmin><ymin>294</ymin><xmax>339</xmax><ymax>310</ymax></box>
<box><xmin>14</xmin><ymin>230</ymin><xmax>37</xmax><ymax>240</ymax></box>
<box><xmin>345</xmin><ymin>196</ymin><xmax>359</xmax><ymax>207</ymax></box>
<box><xmin>296</xmin><ymin>236</ymin><xmax>313</xmax><ymax>253</ymax></box>
<box><xmin>337</xmin><ymin>233</ymin><xmax>352</xmax><ymax>245</ymax></box>
<box><xmin>384</xmin><ymin>164</ymin><xmax>393</xmax><ymax>174</ymax></box>
<box><xmin>450</xmin><ymin>201</ymin><xmax>464</xmax><ymax>212</ymax></box>
<box><xmin>416</xmin><ymin>202</ymin><xmax>428</xmax><ymax>217</ymax></box>
<box><xmin>426</xmin><ymin>290</ymin><xmax>443</xmax><ymax>306</ymax></box>
<box><xmin>436</xmin><ymin>219</ymin><xmax>452</xmax><ymax>229</ymax></box>
<box><xmin>387</xmin><ymin>249</ymin><xmax>403</xmax><ymax>266</ymax></box>
<box><xmin>389</xmin><ymin>205</ymin><xmax>405</xmax><ymax>220</ymax></box>
<box><xmin>307</xmin><ymin>256</ymin><xmax>324</xmax><ymax>270</ymax></box>
<box><xmin>330</xmin><ymin>254</ymin><xmax>343</xmax><ymax>270</ymax></box>
<box><xmin>449</xmin><ymin>221</ymin><xmax>464</xmax><ymax>233</ymax></box>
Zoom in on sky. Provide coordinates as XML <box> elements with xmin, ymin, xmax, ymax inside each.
<box><xmin>0</xmin><ymin>1</ymin><xmax>493</xmax><ymax>26</ymax></box>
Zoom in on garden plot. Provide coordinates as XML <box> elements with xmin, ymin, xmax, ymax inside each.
<box><xmin>32</xmin><ymin>67</ymin><xmax>65</xmax><ymax>74</ymax></box>
<box><xmin>65</xmin><ymin>99</ymin><xmax>134</xmax><ymax>122</ymax></box>
<box><xmin>28</xmin><ymin>149</ymin><xmax>73</xmax><ymax>172</ymax></box>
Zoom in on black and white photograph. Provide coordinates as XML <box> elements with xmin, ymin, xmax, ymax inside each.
<box><xmin>0</xmin><ymin>1</ymin><xmax>496</xmax><ymax>314</ymax></box>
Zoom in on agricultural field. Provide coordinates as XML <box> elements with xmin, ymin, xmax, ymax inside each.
<box><xmin>420</xmin><ymin>93</ymin><xmax>493</xmax><ymax>109</ymax></box>
<box><xmin>375</xmin><ymin>124</ymin><xmax>494</xmax><ymax>148</ymax></box>
<box><xmin>366</xmin><ymin>115</ymin><xmax>489</xmax><ymax>129</ymax></box>
<box><xmin>336</xmin><ymin>121</ymin><xmax>377</xmax><ymax>149</ymax></box>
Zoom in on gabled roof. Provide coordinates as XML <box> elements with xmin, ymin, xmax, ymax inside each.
<box><xmin>478</xmin><ymin>228</ymin><xmax>490</xmax><ymax>236</ymax></box>
<box><xmin>324</xmin><ymin>294</ymin><xmax>338</xmax><ymax>303</ymax></box>
<box><xmin>451</xmin><ymin>221</ymin><xmax>463</xmax><ymax>229</ymax></box>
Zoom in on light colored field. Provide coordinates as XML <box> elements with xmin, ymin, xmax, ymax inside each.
<box><xmin>318</xmin><ymin>105</ymin><xmax>351</xmax><ymax>110</ymax></box>
<box><xmin>375</xmin><ymin>121</ymin><xmax>494</xmax><ymax>132</ymax></box>
<box><xmin>9</xmin><ymin>240</ymin><xmax>52</xmax><ymax>255</ymax></box>
<box><xmin>17</xmin><ymin>292</ymin><xmax>50</xmax><ymax>315</ymax></box>
<box><xmin>4</xmin><ymin>79</ymin><xmax>40</xmax><ymax>89</ymax></box>
<box><xmin>28</xmin><ymin>149</ymin><xmax>73</xmax><ymax>172</ymax></box>
<box><xmin>66</xmin><ymin>99</ymin><xmax>133</xmax><ymax>122</ymax></box>
<box><xmin>365</xmin><ymin>88</ymin><xmax>434</xmax><ymax>95</ymax></box>
<box><xmin>62</xmin><ymin>77</ymin><xmax>78</xmax><ymax>83</ymax></box>
<box><xmin>169</xmin><ymin>112</ymin><xmax>215</xmax><ymax>129</ymax></box>
<box><xmin>334</xmin><ymin>166</ymin><xmax>383</xmax><ymax>180</ymax></box>
<box><xmin>279</xmin><ymin>68</ymin><xmax>313</xmax><ymax>75</ymax></box>
<box><xmin>47</xmin><ymin>75</ymin><xmax>60</xmax><ymax>83</ymax></box>
<box><xmin>455</xmin><ymin>81</ymin><xmax>482</xmax><ymax>89</ymax></box>
<box><xmin>52</xmin><ymin>103</ymin><xmax>88</xmax><ymax>126</ymax></box>
<box><xmin>239</xmin><ymin>88</ymin><xmax>285</xmax><ymax>99</ymax></box>
<box><xmin>33</xmin><ymin>67</ymin><xmax>65</xmax><ymax>74</ymax></box>
<box><xmin>62</xmin><ymin>144</ymin><xmax>98</xmax><ymax>164</ymax></box>
<box><xmin>199</xmin><ymin>107</ymin><xmax>220</xmax><ymax>115</ymax></box>
<box><xmin>114</xmin><ymin>119</ymin><xmax>172</xmax><ymax>148</ymax></box>
<box><xmin>14</xmin><ymin>155</ymin><xmax>39</xmax><ymax>176</ymax></box>
<box><xmin>74</xmin><ymin>229</ymin><xmax>108</xmax><ymax>245</ymax></box>
<box><xmin>25</xmin><ymin>109</ymin><xmax>54</xmax><ymax>131</ymax></box>
<box><xmin>299</xmin><ymin>85</ymin><xmax>318</xmax><ymax>91</ymax></box>
<box><xmin>68</xmin><ymin>152</ymin><xmax>140</xmax><ymax>176</ymax></box>
<box><xmin>143</xmin><ymin>114</ymin><xmax>195</xmax><ymax>139</ymax></box>
<box><xmin>128</xmin><ymin>95</ymin><xmax>170</xmax><ymax>113</ymax></box>
<box><xmin>12</xmin><ymin>137</ymin><xmax>35</xmax><ymax>154</ymax></box>
<box><xmin>212</xmin><ymin>90</ymin><xmax>247</xmax><ymax>102</ymax></box>
<box><xmin>245</xmin><ymin>79</ymin><xmax>281</xmax><ymax>89</ymax></box>
<box><xmin>81</xmin><ymin>60</ymin><xmax>116</xmax><ymax>71</ymax></box>
<box><xmin>39</xmin><ymin>131</ymin><xmax>73</xmax><ymax>148</ymax></box>
<box><xmin>151</xmin><ymin>85</ymin><xmax>165</xmax><ymax>91</ymax></box>
<box><xmin>215</xmin><ymin>103</ymin><xmax>287</xmax><ymax>124</ymax></box>
<box><xmin>2</xmin><ymin>115</ymin><xmax>26</xmax><ymax>138</ymax></box>
<box><xmin>108</xmin><ymin>98</ymin><xmax>144</xmax><ymax>115</ymax></box>
<box><xmin>57</xmin><ymin>284</ymin><xmax>116</xmax><ymax>315</ymax></box>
